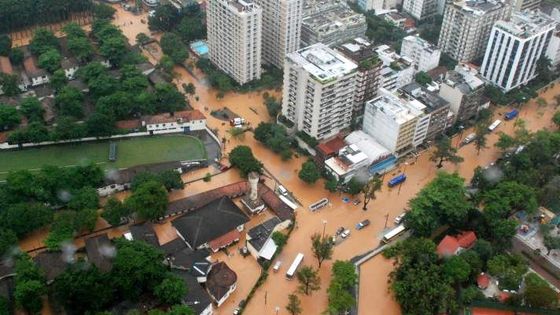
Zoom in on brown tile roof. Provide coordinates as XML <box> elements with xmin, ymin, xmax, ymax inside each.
<box><xmin>427</xmin><ymin>66</ymin><xmax>448</xmax><ymax>80</ymax></box>
<box><xmin>206</xmin><ymin>262</ymin><xmax>237</xmax><ymax>302</ymax></box>
<box><xmin>208</xmin><ymin>229</ymin><xmax>241</xmax><ymax>252</ymax></box>
<box><xmin>477</xmin><ymin>273</ymin><xmax>489</xmax><ymax>289</ymax></box>
<box><xmin>437</xmin><ymin>235</ymin><xmax>459</xmax><ymax>257</ymax></box>
<box><xmin>84</xmin><ymin>234</ymin><xmax>114</xmax><ymax>272</ymax></box>
<box><xmin>116</xmin><ymin>119</ymin><xmax>142</xmax><ymax>130</ymax></box>
<box><xmin>23</xmin><ymin>56</ymin><xmax>45</xmax><ymax>77</ymax></box>
<box><xmin>456</xmin><ymin>231</ymin><xmax>477</xmax><ymax>248</ymax></box>
<box><xmin>316</xmin><ymin>136</ymin><xmax>345</xmax><ymax>156</ymax></box>
<box><xmin>144</xmin><ymin>110</ymin><xmax>206</xmax><ymax>125</ymax></box>
<box><xmin>0</xmin><ymin>57</ymin><xmax>13</xmax><ymax>74</ymax></box>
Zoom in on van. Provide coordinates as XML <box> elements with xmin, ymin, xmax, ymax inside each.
<box><xmin>488</xmin><ymin>119</ymin><xmax>502</xmax><ymax>132</ymax></box>
<box><xmin>278</xmin><ymin>185</ymin><xmax>288</xmax><ymax>196</ymax></box>
<box><xmin>463</xmin><ymin>133</ymin><xmax>476</xmax><ymax>145</ymax></box>
<box><xmin>273</xmin><ymin>261</ymin><xmax>282</xmax><ymax>272</ymax></box>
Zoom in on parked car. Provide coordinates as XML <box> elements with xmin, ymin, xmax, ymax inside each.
<box><xmin>355</xmin><ymin>219</ymin><xmax>371</xmax><ymax>230</ymax></box>
<box><xmin>336</xmin><ymin>227</ymin><xmax>345</xmax><ymax>236</ymax></box>
<box><xmin>352</xmin><ymin>199</ymin><xmax>361</xmax><ymax>206</ymax></box>
<box><xmin>273</xmin><ymin>261</ymin><xmax>282</xmax><ymax>272</ymax></box>
<box><xmin>340</xmin><ymin>229</ymin><xmax>350</xmax><ymax>238</ymax></box>
<box><xmin>394</xmin><ymin>213</ymin><xmax>406</xmax><ymax>225</ymax></box>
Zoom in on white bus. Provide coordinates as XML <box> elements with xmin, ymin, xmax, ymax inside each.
<box><xmin>382</xmin><ymin>225</ymin><xmax>406</xmax><ymax>244</ymax></box>
<box><xmin>309</xmin><ymin>198</ymin><xmax>329</xmax><ymax>212</ymax></box>
<box><xmin>286</xmin><ymin>253</ymin><xmax>304</xmax><ymax>280</ymax></box>
<box><xmin>488</xmin><ymin>119</ymin><xmax>502</xmax><ymax>132</ymax></box>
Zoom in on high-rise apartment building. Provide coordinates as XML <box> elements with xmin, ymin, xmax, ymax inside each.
<box><xmin>337</xmin><ymin>38</ymin><xmax>382</xmax><ymax>124</ymax></box>
<box><xmin>438</xmin><ymin>0</ymin><xmax>511</xmax><ymax>63</ymax></box>
<box><xmin>281</xmin><ymin>43</ymin><xmax>358</xmax><ymax>140</ymax></box>
<box><xmin>362</xmin><ymin>88</ymin><xmax>429</xmax><ymax>156</ymax></box>
<box><xmin>403</xmin><ymin>0</ymin><xmax>437</xmax><ymax>21</ymax></box>
<box><xmin>400</xmin><ymin>35</ymin><xmax>441</xmax><ymax>72</ymax></box>
<box><xmin>254</xmin><ymin>0</ymin><xmax>303</xmax><ymax>69</ymax></box>
<box><xmin>207</xmin><ymin>0</ymin><xmax>262</xmax><ymax>85</ymax></box>
<box><xmin>358</xmin><ymin>0</ymin><xmax>402</xmax><ymax>11</ymax></box>
<box><xmin>375</xmin><ymin>45</ymin><xmax>415</xmax><ymax>91</ymax></box>
<box><xmin>301</xmin><ymin>0</ymin><xmax>367</xmax><ymax>47</ymax></box>
<box><xmin>512</xmin><ymin>0</ymin><xmax>541</xmax><ymax>12</ymax></box>
<box><xmin>481</xmin><ymin>10</ymin><xmax>556</xmax><ymax>92</ymax></box>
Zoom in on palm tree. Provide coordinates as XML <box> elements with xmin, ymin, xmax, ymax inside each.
<box><xmin>362</xmin><ymin>175</ymin><xmax>383</xmax><ymax>211</ymax></box>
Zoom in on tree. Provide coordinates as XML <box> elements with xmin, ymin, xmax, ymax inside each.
<box><xmin>361</xmin><ymin>175</ymin><xmax>382</xmax><ymax>211</ymax></box>
<box><xmin>299</xmin><ymin>160</ymin><xmax>320</xmax><ymax>184</ymax></box>
<box><xmin>229</xmin><ymin>146</ymin><xmax>263</xmax><ymax>177</ymax></box>
<box><xmin>154</xmin><ymin>83</ymin><xmax>187</xmax><ymax>114</ymax></box>
<box><xmin>253</xmin><ymin>122</ymin><xmax>292</xmax><ymax>159</ymax></box>
<box><xmin>0</xmin><ymin>73</ymin><xmax>20</xmax><ymax>96</ymax></box>
<box><xmin>136</xmin><ymin>33</ymin><xmax>151</xmax><ymax>46</ymax></box>
<box><xmin>93</xmin><ymin>3</ymin><xmax>116</xmax><ymax>20</ymax></box>
<box><xmin>271</xmin><ymin>232</ymin><xmax>288</xmax><ymax>248</ymax></box>
<box><xmin>68</xmin><ymin>187</ymin><xmax>99</xmax><ymax>211</ymax></box>
<box><xmin>474</xmin><ymin>123</ymin><xmax>489</xmax><ymax>155</ymax></box>
<box><xmin>96</xmin><ymin>92</ymin><xmax>135</xmax><ymax>119</ymax></box>
<box><xmin>0</xmin><ymin>35</ymin><xmax>11</xmax><ymax>56</ymax></box>
<box><xmin>38</xmin><ymin>49</ymin><xmax>61</xmax><ymax>73</ymax></box>
<box><xmin>285</xmin><ymin>293</ymin><xmax>302</xmax><ymax>315</ymax></box>
<box><xmin>523</xmin><ymin>273</ymin><xmax>558</xmax><ymax>308</ymax></box>
<box><xmin>19</xmin><ymin>97</ymin><xmax>44</xmax><ymax>123</ymax></box>
<box><xmin>535</xmin><ymin>57</ymin><xmax>553</xmax><ymax>84</ymax></box>
<box><xmin>51</xmin><ymin>116</ymin><xmax>85</xmax><ymax>141</ymax></box>
<box><xmin>442</xmin><ymin>255</ymin><xmax>471</xmax><ymax>284</ymax></box>
<box><xmin>29</xmin><ymin>28</ymin><xmax>58</xmax><ymax>56</ymax></box>
<box><xmin>296</xmin><ymin>266</ymin><xmax>321</xmax><ymax>295</ymax></box>
<box><xmin>495</xmin><ymin>132</ymin><xmax>516</xmax><ymax>152</ymax></box>
<box><xmin>126</xmin><ymin>181</ymin><xmax>168</xmax><ymax>221</ymax></box>
<box><xmin>102</xmin><ymin>197</ymin><xmax>131</xmax><ymax>226</ymax></box>
<box><xmin>327</xmin><ymin>261</ymin><xmax>357</xmax><ymax>315</ymax></box>
<box><xmin>543</xmin><ymin>234</ymin><xmax>560</xmax><ymax>255</ymax></box>
<box><xmin>158</xmin><ymin>55</ymin><xmax>174</xmax><ymax>73</ymax></box>
<box><xmin>111</xmin><ymin>239</ymin><xmax>167</xmax><ymax>300</ymax></box>
<box><xmin>177</xmin><ymin>11</ymin><xmax>206</xmax><ymax>42</ymax></box>
<box><xmin>167</xmin><ymin>305</ymin><xmax>195</xmax><ymax>315</ymax></box>
<box><xmin>86</xmin><ymin>112</ymin><xmax>115</xmax><ymax>138</ymax></box>
<box><xmin>553</xmin><ymin>111</ymin><xmax>560</xmax><ymax>128</ymax></box>
<box><xmin>0</xmin><ymin>203</ymin><xmax>53</xmax><ymax>238</ymax></box>
<box><xmin>405</xmin><ymin>172</ymin><xmax>471</xmax><ymax>237</ymax></box>
<box><xmin>14</xmin><ymin>280</ymin><xmax>45</xmax><ymax>314</ymax></box>
<box><xmin>324</xmin><ymin>176</ymin><xmax>338</xmax><ymax>192</ymax></box>
<box><xmin>346</xmin><ymin>177</ymin><xmax>364</xmax><ymax>195</ymax></box>
<box><xmin>154</xmin><ymin>274</ymin><xmax>187</xmax><ymax>305</ymax></box>
<box><xmin>9</xmin><ymin>48</ymin><xmax>23</xmax><ymax>66</ymax></box>
<box><xmin>53</xmin><ymin>264</ymin><xmax>114</xmax><ymax>314</ymax></box>
<box><xmin>67</xmin><ymin>36</ymin><xmax>93</xmax><ymax>62</ymax></box>
<box><xmin>158</xmin><ymin>170</ymin><xmax>184</xmax><ymax>191</ymax></box>
<box><xmin>415</xmin><ymin>71</ymin><xmax>432</xmax><ymax>86</ymax></box>
<box><xmin>0</xmin><ymin>105</ymin><xmax>20</xmax><ymax>130</ymax></box>
<box><xmin>55</xmin><ymin>86</ymin><xmax>84</xmax><ymax>118</ymax></box>
<box><xmin>431</xmin><ymin>136</ymin><xmax>463</xmax><ymax>168</ymax></box>
<box><xmin>0</xmin><ymin>229</ymin><xmax>17</xmax><ymax>257</ymax></box>
<box><xmin>160</xmin><ymin>33</ymin><xmax>188</xmax><ymax>64</ymax></box>
<box><xmin>487</xmin><ymin>254</ymin><xmax>527</xmax><ymax>290</ymax></box>
<box><xmin>45</xmin><ymin>211</ymin><xmax>76</xmax><ymax>250</ymax></box>
<box><xmin>149</xmin><ymin>5</ymin><xmax>181</xmax><ymax>32</ymax></box>
<box><xmin>183</xmin><ymin>83</ymin><xmax>196</xmax><ymax>96</ymax></box>
<box><xmin>311</xmin><ymin>233</ymin><xmax>334</xmax><ymax>268</ymax></box>
<box><xmin>99</xmin><ymin>36</ymin><xmax>128</xmax><ymax>66</ymax></box>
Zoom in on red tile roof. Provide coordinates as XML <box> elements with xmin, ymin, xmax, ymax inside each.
<box><xmin>457</xmin><ymin>231</ymin><xmax>477</xmax><ymax>249</ymax></box>
<box><xmin>437</xmin><ymin>235</ymin><xmax>460</xmax><ymax>257</ymax></box>
<box><xmin>316</xmin><ymin>136</ymin><xmax>345</xmax><ymax>156</ymax></box>
<box><xmin>116</xmin><ymin>119</ymin><xmax>142</xmax><ymax>129</ymax></box>
<box><xmin>206</xmin><ymin>262</ymin><xmax>237</xmax><ymax>302</ymax></box>
<box><xmin>0</xmin><ymin>56</ymin><xmax>13</xmax><ymax>74</ymax></box>
<box><xmin>471</xmin><ymin>308</ymin><xmax>515</xmax><ymax>315</ymax></box>
<box><xmin>498</xmin><ymin>291</ymin><xmax>511</xmax><ymax>303</ymax></box>
<box><xmin>477</xmin><ymin>273</ymin><xmax>490</xmax><ymax>289</ymax></box>
<box><xmin>144</xmin><ymin>110</ymin><xmax>206</xmax><ymax>125</ymax></box>
<box><xmin>208</xmin><ymin>229</ymin><xmax>241</xmax><ymax>252</ymax></box>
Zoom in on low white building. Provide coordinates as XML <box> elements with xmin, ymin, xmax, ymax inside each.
<box><xmin>400</xmin><ymin>35</ymin><xmax>441</xmax><ymax>72</ymax></box>
<box><xmin>344</xmin><ymin>130</ymin><xmax>396</xmax><ymax>175</ymax></box>
<box><xmin>144</xmin><ymin>110</ymin><xmax>206</xmax><ymax>134</ymax></box>
<box><xmin>325</xmin><ymin>144</ymin><xmax>371</xmax><ymax>183</ymax></box>
<box><xmin>375</xmin><ymin>45</ymin><xmax>415</xmax><ymax>91</ymax></box>
<box><xmin>61</xmin><ymin>58</ymin><xmax>79</xmax><ymax>80</ymax></box>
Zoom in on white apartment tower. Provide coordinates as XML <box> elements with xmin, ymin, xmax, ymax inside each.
<box><xmin>481</xmin><ymin>10</ymin><xmax>556</xmax><ymax>92</ymax></box>
<box><xmin>403</xmin><ymin>0</ymin><xmax>437</xmax><ymax>21</ymax></box>
<box><xmin>400</xmin><ymin>35</ymin><xmax>442</xmax><ymax>72</ymax></box>
<box><xmin>362</xmin><ymin>88</ymin><xmax>429</xmax><ymax>156</ymax></box>
<box><xmin>207</xmin><ymin>0</ymin><xmax>262</xmax><ymax>85</ymax></box>
<box><xmin>438</xmin><ymin>0</ymin><xmax>511</xmax><ymax>63</ymax></box>
<box><xmin>254</xmin><ymin>0</ymin><xmax>303</xmax><ymax>69</ymax></box>
<box><xmin>281</xmin><ymin>43</ymin><xmax>358</xmax><ymax>140</ymax></box>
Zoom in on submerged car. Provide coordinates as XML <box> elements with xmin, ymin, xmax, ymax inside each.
<box><xmin>355</xmin><ymin>219</ymin><xmax>371</xmax><ymax>230</ymax></box>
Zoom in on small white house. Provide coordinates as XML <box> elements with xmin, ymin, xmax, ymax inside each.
<box><xmin>23</xmin><ymin>56</ymin><xmax>49</xmax><ymax>87</ymax></box>
<box><xmin>144</xmin><ymin>110</ymin><xmax>206</xmax><ymax>134</ymax></box>
<box><xmin>61</xmin><ymin>58</ymin><xmax>80</xmax><ymax>80</ymax></box>
<box><xmin>206</xmin><ymin>262</ymin><xmax>237</xmax><ymax>307</ymax></box>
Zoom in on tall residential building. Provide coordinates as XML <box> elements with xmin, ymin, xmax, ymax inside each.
<box><xmin>403</xmin><ymin>0</ymin><xmax>437</xmax><ymax>21</ymax></box>
<box><xmin>481</xmin><ymin>10</ymin><xmax>556</xmax><ymax>92</ymax></box>
<box><xmin>438</xmin><ymin>0</ymin><xmax>511</xmax><ymax>63</ymax></box>
<box><xmin>358</xmin><ymin>0</ymin><xmax>402</xmax><ymax>11</ymax></box>
<box><xmin>337</xmin><ymin>38</ymin><xmax>382</xmax><ymax>124</ymax></box>
<box><xmin>281</xmin><ymin>43</ymin><xmax>358</xmax><ymax>140</ymax></box>
<box><xmin>207</xmin><ymin>0</ymin><xmax>262</xmax><ymax>85</ymax></box>
<box><xmin>400</xmin><ymin>35</ymin><xmax>442</xmax><ymax>72</ymax></box>
<box><xmin>512</xmin><ymin>0</ymin><xmax>541</xmax><ymax>12</ymax></box>
<box><xmin>254</xmin><ymin>0</ymin><xmax>303</xmax><ymax>69</ymax></box>
<box><xmin>362</xmin><ymin>88</ymin><xmax>429</xmax><ymax>156</ymax></box>
<box><xmin>375</xmin><ymin>45</ymin><xmax>415</xmax><ymax>91</ymax></box>
<box><xmin>301</xmin><ymin>0</ymin><xmax>367</xmax><ymax>47</ymax></box>
<box><xmin>439</xmin><ymin>63</ymin><xmax>489</xmax><ymax>123</ymax></box>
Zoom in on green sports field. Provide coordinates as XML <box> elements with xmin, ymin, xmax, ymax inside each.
<box><xmin>0</xmin><ymin>135</ymin><xmax>207</xmax><ymax>179</ymax></box>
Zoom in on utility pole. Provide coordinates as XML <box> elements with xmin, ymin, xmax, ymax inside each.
<box><xmin>384</xmin><ymin>213</ymin><xmax>389</xmax><ymax>229</ymax></box>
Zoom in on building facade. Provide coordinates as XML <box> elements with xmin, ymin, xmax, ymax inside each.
<box><xmin>362</xmin><ymin>88</ymin><xmax>428</xmax><ymax>156</ymax></box>
<box><xmin>403</xmin><ymin>0</ymin><xmax>437</xmax><ymax>21</ymax></box>
<box><xmin>281</xmin><ymin>43</ymin><xmax>358</xmax><ymax>140</ymax></box>
<box><xmin>301</xmin><ymin>0</ymin><xmax>367</xmax><ymax>47</ymax></box>
<box><xmin>207</xmin><ymin>0</ymin><xmax>262</xmax><ymax>85</ymax></box>
<box><xmin>481</xmin><ymin>10</ymin><xmax>556</xmax><ymax>92</ymax></box>
<box><xmin>375</xmin><ymin>45</ymin><xmax>415</xmax><ymax>91</ymax></box>
<box><xmin>513</xmin><ymin>0</ymin><xmax>541</xmax><ymax>12</ymax></box>
<box><xmin>400</xmin><ymin>35</ymin><xmax>441</xmax><ymax>72</ymax></box>
<box><xmin>438</xmin><ymin>0</ymin><xmax>511</xmax><ymax>63</ymax></box>
<box><xmin>358</xmin><ymin>0</ymin><xmax>402</xmax><ymax>11</ymax></box>
<box><xmin>337</xmin><ymin>38</ymin><xmax>382</xmax><ymax>124</ymax></box>
<box><xmin>439</xmin><ymin>63</ymin><xmax>488</xmax><ymax>123</ymax></box>
<box><xmin>254</xmin><ymin>0</ymin><xmax>303</xmax><ymax>68</ymax></box>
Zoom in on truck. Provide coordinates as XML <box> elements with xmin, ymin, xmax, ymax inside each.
<box><xmin>388</xmin><ymin>174</ymin><xmax>406</xmax><ymax>187</ymax></box>
<box><xmin>230</xmin><ymin>117</ymin><xmax>246</xmax><ymax>126</ymax></box>
<box><xmin>488</xmin><ymin>119</ymin><xmax>502</xmax><ymax>132</ymax></box>
<box><xmin>504</xmin><ymin>109</ymin><xmax>519</xmax><ymax>120</ymax></box>
<box><xmin>462</xmin><ymin>133</ymin><xmax>477</xmax><ymax>145</ymax></box>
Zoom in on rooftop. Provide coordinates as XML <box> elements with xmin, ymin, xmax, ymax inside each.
<box><xmin>366</xmin><ymin>88</ymin><xmax>425</xmax><ymax>125</ymax></box>
<box><xmin>206</xmin><ymin>262</ymin><xmax>237</xmax><ymax>301</ymax></box>
<box><xmin>316</xmin><ymin>136</ymin><xmax>346</xmax><ymax>156</ymax></box>
<box><xmin>143</xmin><ymin>110</ymin><xmax>206</xmax><ymax>125</ymax></box>
<box><xmin>128</xmin><ymin>223</ymin><xmax>160</xmax><ymax>248</ymax></box>
<box><xmin>344</xmin><ymin>131</ymin><xmax>392</xmax><ymax>164</ymax></box>
<box><xmin>400</xmin><ymin>82</ymin><xmax>449</xmax><ymax>112</ymax></box>
<box><xmin>337</xmin><ymin>38</ymin><xmax>380</xmax><ymax>69</ymax></box>
<box><xmin>453</xmin><ymin>0</ymin><xmax>507</xmax><ymax>16</ymax></box>
<box><xmin>227</xmin><ymin>0</ymin><xmax>260</xmax><ymax>13</ymax></box>
<box><xmin>85</xmin><ymin>234</ymin><xmax>115</xmax><ymax>272</ymax></box>
<box><xmin>0</xmin><ymin>56</ymin><xmax>13</xmax><ymax>74</ymax></box>
<box><xmin>288</xmin><ymin>43</ymin><xmax>357</xmax><ymax>84</ymax></box>
<box><xmin>160</xmin><ymin>239</ymin><xmax>212</xmax><ymax>277</ymax></box>
<box><xmin>33</xmin><ymin>252</ymin><xmax>68</xmax><ymax>282</ymax></box>
<box><xmin>494</xmin><ymin>10</ymin><xmax>557</xmax><ymax>39</ymax></box>
<box><xmin>247</xmin><ymin>217</ymin><xmax>281</xmax><ymax>252</ymax></box>
<box><xmin>173</xmin><ymin>269</ymin><xmax>213</xmax><ymax>314</ymax></box>
<box><xmin>172</xmin><ymin>196</ymin><xmax>249</xmax><ymax>248</ymax></box>
<box><xmin>444</xmin><ymin>63</ymin><xmax>485</xmax><ymax>93</ymax></box>
<box><xmin>402</xmin><ymin>35</ymin><xmax>439</xmax><ymax>53</ymax></box>
<box><xmin>437</xmin><ymin>231</ymin><xmax>477</xmax><ymax>256</ymax></box>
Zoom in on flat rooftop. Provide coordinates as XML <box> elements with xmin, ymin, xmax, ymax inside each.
<box><xmin>494</xmin><ymin>10</ymin><xmax>556</xmax><ymax>38</ymax></box>
<box><xmin>454</xmin><ymin>0</ymin><xmax>506</xmax><ymax>16</ymax></box>
<box><xmin>288</xmin><ymin>43</ymin><xmax>357</xmax><ymax>83</ymax></box>
<box><xmin>402</xmin><ymin>35</ymin><xmax>439</xmax><ymax>53</ymax></box>
<box><xmin>400</xmin><ymin>82</ymin><xmax>449</xmax><ymax>112</ymax></box>
<box><xmin>227</xmin><ymin>0</ymin><xmax>259</xmax><ymax>13</ymax></box>
<box><xmin>367</xmin><ymin>88</ymin><xmax>424</xmax><ymax>124</ymax></box>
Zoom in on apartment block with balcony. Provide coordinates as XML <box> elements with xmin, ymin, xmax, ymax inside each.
<box><xmin>281</xmin><ymin>43</ymin><xmax>358</xmax><ymax>140</ymax></box>
<box><xmin>481</xmin><ymin>10</ymin><xmax>556</xmax><ymax>92</ymax></box>
<box><xmin>375</xmin><ymin>45</ymin><xmax>415</xmax><ymax>91</ymax></box>
<box><xmin>400</xmin><ymin>35</ymin><xmax>441</xmax><ymax>72</ymax></box>
<box><xmin>438</xmin><ymin>0</ymin><xmax>511</xmax><ymax>63</ymax></box>
<box><xmin>337</xmin><ymin>37</ymin><xmax>382</xmax><ymax>124</ymax></box>
<box><xmin>207</xmin><ymin>0</ymin><xmax>262</xmax><ymax>85</ymax></box>
<box><xmin>403</xmin><ymin>0</ymin><xmax>437</xmax><ymax>21</ymax></box>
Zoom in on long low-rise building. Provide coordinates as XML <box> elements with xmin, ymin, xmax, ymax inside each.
<box><xmin>144</xmin><ymin>110</ymin><xmax>207</xmax><ymax>134</ymax></box>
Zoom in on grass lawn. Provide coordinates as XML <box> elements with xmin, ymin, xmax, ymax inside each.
<box><xmin>0</xmin><ymin>135</ymin><xmax>207</xmax><ymax>179</ymax></box>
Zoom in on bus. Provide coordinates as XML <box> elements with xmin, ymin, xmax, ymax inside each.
<box><xmin>286</xmin><ymin>253</ymin><xmax>304</xmax><ymax>280</ymax></box>
<box><xmin>488</xmin><ymin>119</ymin><xmax>502</xmax><ymax>132</ymax></box>
<box><xmin>382</xmin><ymin>225</ymin><xmax>406</xmax><ymax>243</ymax></box>
<box><xmin>309</xmin><ymin>198</ymin><xmax>329</xmax><ymax>212</ymax></box>
<box><xmin>388</xmin><ymin>174</ymin><xmax>406</xmax><ymax>187</ymax></box>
